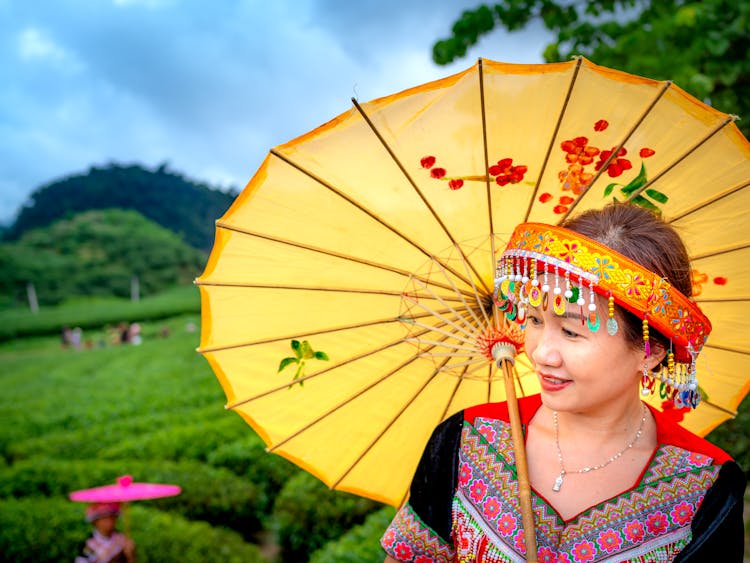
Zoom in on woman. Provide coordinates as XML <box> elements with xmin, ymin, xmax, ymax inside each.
<box><xmin>75</xmin><ymin>502</ymin><xmax>136</xmax><ymax>563</ymax></box>
<box><xmin>381</xmin><ymin>204</ymin><xmax>745</xmax><ymax>562</ymax></box>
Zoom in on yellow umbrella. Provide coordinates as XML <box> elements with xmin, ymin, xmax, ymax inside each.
<box><xmin>197</xmin><ymin>57</ymin><xmax>750</xmax><ymax>509</ymax></box>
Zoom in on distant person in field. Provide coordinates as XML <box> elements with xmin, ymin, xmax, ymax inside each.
<box><xmin>75</xmin><ymin>502</ymin><xmax>136</xmax><ymax>563</ymax></box>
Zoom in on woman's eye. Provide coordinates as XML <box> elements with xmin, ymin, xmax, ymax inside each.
<box><xmin>527</xmin><ymin>314</ymin><xmax>542</xmax><ymax>325</ymax></box>
<box><xmin>562</xmin><ymin>327</ymin><xmax>579</xmax><ymax>338</ymax></box>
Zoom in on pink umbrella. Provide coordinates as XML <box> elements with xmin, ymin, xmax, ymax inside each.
<box><xmin>70</xmin><ymin>475</ymin><xmax>181</xmax><ymax>535</ymax></box>
<box><xmin>69</xmin><ymin>475</ymin><xmax>181</xmax><ymax>503</ymax></box>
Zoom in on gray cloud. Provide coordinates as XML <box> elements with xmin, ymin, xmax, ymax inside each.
<box><xmin>0</xmin><ymin>0</ymin><xmax>550</xmax><ymax>224</ymax></box>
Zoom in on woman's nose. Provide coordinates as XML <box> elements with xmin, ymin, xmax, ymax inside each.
<box><xmin>531</xmin><ymin>330</ymin><xmax>562</xmax><ymax>367</ymax></box>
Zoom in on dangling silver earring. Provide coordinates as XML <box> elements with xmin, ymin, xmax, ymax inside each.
<box><xmin>641</xmin><ymin>363</ymin><xmax>654</xmax><ymax>397</ymax></box>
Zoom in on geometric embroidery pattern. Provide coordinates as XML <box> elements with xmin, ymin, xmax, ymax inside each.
<box><xmin>453</xmin><ymin>417</ymin><xmax>720</xmax><ymax>562</ymax></box>
<box><xmin>381</xmin><ymin>502</ymin><xmax>455</xmax><ymax>562</ymax></box>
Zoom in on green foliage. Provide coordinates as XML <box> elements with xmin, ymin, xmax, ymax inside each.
<box><xmin>0</xmin><ymin>458</ymin><xmax>265</xmax><ymax>537</ymax></box>
<box><xmin>0</xmin><ymin>209</ymin><xmax>206</xmax><ymax>308</ymax></box>
<box><xmin>0</xmin><ymin>286</ymin><xmax>198</xmax><ymax>341</ymax></box>
<box><xmin>434</xmin><ymin>1</ymin><xmax>750</xmax><ymax>136</ymax></box>
<box><xmin>0</xmin><ymin>498</ymin><xmax>265</xmax><ymax>563</ymax></box>
<box><xmin>278</xmin><ymin>339</ymin><xmax>330</xmax><ymax>385</ymax></box>
<box><xmin>207</xmin><ymin>434</ymin><xmax>300</xmax><ymax>517</ymax></box>
<box><xmin>5</xmin><ymin>162</ymin><xmax>236</xmax><ymax>251</ymax></box>
<box><xmin>272</xmin><ymin>471</ymin><xmax>381</xmax><ymax>562</ymax></box>
<box><xmin>309</xmin><ymin>506</ymin><xmax>396</xmax><ymax>563</ymax></box>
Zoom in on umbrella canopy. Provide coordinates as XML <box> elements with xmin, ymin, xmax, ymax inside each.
<box><xmin>69</xmin><ymin>475</ymin><xmax>181</xmax><ymax>503</ymax></box>
<box><xmin>197</xmin><ymin>57</ymin><xmax>750</xmax><ymax>508</ymax></box>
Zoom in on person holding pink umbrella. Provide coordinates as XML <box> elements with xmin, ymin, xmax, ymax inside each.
<box><xmin>75</xmin><ymin>502</ymin><xmax>135</xmax><ymax>563</ymax></box>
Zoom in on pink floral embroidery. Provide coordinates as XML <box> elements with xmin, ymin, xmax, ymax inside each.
<box><xmin>538</xmin><ymin>546</ymin><xmax>558</xmax><ymax>562</ymax></box>
<box><xmin>469</xmin><ymin>479</ymin><xmax>487</xmax><ymax>503</ymax></box>
<box><xmin>478</xmin><ymin>424</ymin><xmax>496</xmax><ymax>443</ymax></box>
<box><xmin>394</xmin><ymin>542</ymin><xmax>413</xmax><ymax>560</ymax></box>
<box><xmin>482</xmin><ymin>496</ymin><xmax>501</xmax><ymax>519</ymax></box>
<box><xmin>458</xmin><ymin>462</ymin><xmax>472</xmax><ymax>487</ymax></box>
<box><xmin>671</xmin><ymin>501</ymin><xmax>695</xmax><ymax>526</ymax></box>
<box><xmin>688</xmin><ymin>452</ymin><xmax>710</xmax><ymax>466</ymax></box>
<box><xmin>646</xmin><ymin>512</ymin><xmax>669</xmax><ymax>535</ymax></box>
<box><xmin>497</xmin><ymin>513</ymin><xmax>517</xmax><ymax>536</ymax></box>
<box><xmin>623</xmin><ymin>520</ymin><xmax>645</xmax><ymax>542</ymax></box>
<box><xmin>382</xmin><ymin>528</ymin><xmax>396</xmax><ymax>547</ymax></box>
<box><xmin>514</xmin><ymin>528</ymin><xmax>527</xmax><ymax>553</ymax></box>
<box><xmin>596</xmin><ymin>529</ymin><xmax>622</xmax><ymax>553</ymax></box>
<box><xmin>571</xmin><ymin>540</ymin><xmax>596</xmax><ymax>562</ymax></box>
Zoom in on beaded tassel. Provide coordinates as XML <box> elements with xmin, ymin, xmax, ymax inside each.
<box><xmin>606</xmin><ymin>295</ymin><xmax>619</xmax><ymax>336</ymax></box>
<box><xmin>643</xmin><ymin>317</ymin><xmax>651</xmax><ymax>357</ymax></box>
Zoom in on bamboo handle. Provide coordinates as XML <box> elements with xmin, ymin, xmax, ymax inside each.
<box><xmin>501</xmin><ymin>359</ymin><xmax>538</xmax><ymax>563</ymax></box>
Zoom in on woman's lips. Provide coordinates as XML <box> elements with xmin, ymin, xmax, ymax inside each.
<box><xmin>539</xmin><ymin>373</ymin><xmax>571</xmax><ymax>391</ymax></box>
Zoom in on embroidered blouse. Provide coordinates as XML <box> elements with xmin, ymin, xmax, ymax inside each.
<box><xmin>381</xmin><ymin>395</ymin><xmax>745</xmax><ymax>562</ymax></box>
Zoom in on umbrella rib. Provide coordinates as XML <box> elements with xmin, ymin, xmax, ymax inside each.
<box><xmin>668</xmin><ymin>178</ymin><xmax>750</xmax><ymax>223</ymax></box>
<box><xmin>701</xmin><ymin>399</ymin><xmax>737</xmax><ymax>417</ymax></box>
<box><xmin>437</xmin><ymin>364</ymin><xmax>472</xmax><ymax>423</ymax></box>
<box><xmin>198</xmin><ymin>309</ymin><xmax>446</xmax><ymax>353</ymax></box>
<box><xmin>225</xmin><ymin>322</ymin><xmax>451</xmax><ymax>409</ymax></box>
<box><xmin>266</xmin><ymin>336</ymin><xmax>451</xmax><ymax>453</ymax></box>
<box><xmin>215</xmin><ymin>222</ymin><xmax>474</xmax><ymax>298</ymax></box>
<box><xmin>408</xmin><ymin>340</ymin><xmax>480</xmax><ymax>354</ymax></box>
<box><xmin>195</xmin><ymin>280</ymin><xmax>463</xmax><ymax>302</ymax></box>
<box><xmin>561</xmin><ymin>79</ymin><xmax>673</xmax><ymax>222</ymax></box>
<box><xmin>434</xmin><ymin>246</ymin><xmax>487</xmax><ymax>329</ymax></box>
<box><xmin>690</xmin><ymin>241</ymin><xmax>750</xmax><ymax>261</ymax></box>
<box><xmin>409</xmin><ymin>276</ymin><xmax>483</xmax><ymax>338</ymax></box>
<box><xmin>525</xmin><ymin>56</ymin><xmax>584</xmax><ymax>223</ymax></box>
<box><xmin>478</xmin><ymin>58</ymin><xmax>495</xmax><ymax>259</ymax></box>
<box><xmin>404</xmin><ymin>318</ymin><xmax>477</xmax><ymax>347</ymax></box>
<box><xmin>695</xmin><ymin>296</ymin><xmax>750</xmax><ymax>304</ymax></box>
<box><xmin>626</xmin><ymin>115</ymin><xmax>737</xmax><ymax>203</ymax></box>
<box><xmin>702</xmin><ymin>343</ymin><xmax>750</xmax><ymax>356</ymax></box>
<box><xmin>330</xmin><ymin>355</ymin><xmax>454</xmax><ymax>490</ymax></box>
<box><xmin>452</xmin><ymin>240</ymin><xmax>495</xmax><ymax>327</ymax></box>
<box><xmin>269</xmin><ymin>148</ymin><xmax>477</xmax><ymax>291</ymax></box>
<box><xmin>350</xmin><ymin>98</ymin><xmax>491</xmax><ymax>294</ymax></box>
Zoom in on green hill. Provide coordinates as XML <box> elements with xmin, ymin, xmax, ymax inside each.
<box><xmin>0</xmin><ymin>209</ymin><xmax>206</xmax><ymax>308</ymax></box>
<box><xmin>4</xmin><ymin>163</ymin><xmax>236</xmax><ymax>251</ymax></box>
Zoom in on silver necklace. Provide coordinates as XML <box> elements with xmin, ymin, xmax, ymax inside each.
<box><xmin>552</xmin><ymin>403</ymin><xmax>647</xmax><ymax>492</ymax></box>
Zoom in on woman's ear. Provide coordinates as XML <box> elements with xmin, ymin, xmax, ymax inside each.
<box><xmin>645</xmin><ymin>341</ymin><xmax>667</xmax><ymax>370</ymax></box>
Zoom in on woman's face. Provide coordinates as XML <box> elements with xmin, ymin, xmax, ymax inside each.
<box><xmin>524</xmin><ymin>298</ymin><xmax>646</xmax><ymax>415</ymax></box>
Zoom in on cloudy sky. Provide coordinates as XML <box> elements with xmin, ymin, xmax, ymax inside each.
<box><xmin>0</xmin><ymin>0</ymin><xmax>551</xmax><ymax>225</ymax></box>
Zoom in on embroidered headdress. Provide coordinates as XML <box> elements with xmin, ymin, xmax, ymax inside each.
<box><xmin>495</xmin><ymin>222</ymin><xmax>711</xmax><ymax>409</ymax></box>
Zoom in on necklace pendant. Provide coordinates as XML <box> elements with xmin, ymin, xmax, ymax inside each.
<box><xmin>552</xmin><ymin>473</ymin><xmax>564</xmax><ymax>492</ymax></box>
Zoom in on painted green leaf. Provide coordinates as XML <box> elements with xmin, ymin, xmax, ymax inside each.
<box><xmin>278</xmin><ymin>356</ymin><xmax>298</xmax><ymax>373</ymax></box>
<box><xmin>603</xmin><ymin>183</ymin><xmax>618</xmax><ymax>197</ymax></box>
<box><xmin>620</xmin><ymin>163</ymin><xmax>648</xmax><ymax>197</ymax></box>
<box><xmin>631</xmin><ymin>194</ymin><xmax>661</xmax><ymax>213</ymax></box>
<box><xmin>300</xmin><ymin>340</ymin><xmax>313</xmax><ymax>358</ymax></box>
<box><xmin>645</xmin><ymin>188</ymin><xmax>669</xmax><ymax>204</ymax></box>
<box><xmin>314</xmin><ymin>351</ymin><xmax>330</xmax><ymax>361</ymax></box>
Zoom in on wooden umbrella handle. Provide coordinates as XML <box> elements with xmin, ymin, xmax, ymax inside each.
<box><xmin>501</xmin><ymin>358</ymin><xmax>538</xmax><ymax>563</ymax></box>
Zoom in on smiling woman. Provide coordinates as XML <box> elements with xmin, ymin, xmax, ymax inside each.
<box><xmin>381</xmin><ymin>203</ymin><xmax>746</xmax><ymax>563</ymax></box>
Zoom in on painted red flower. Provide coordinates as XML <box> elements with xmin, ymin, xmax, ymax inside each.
<box><xmin>448</xmin><ymin>179</ymin><xmax>464</xmax><ymax>190</ymax></box>
<box><xmin>430</xmin><ymin>167</ymin><xmax>446</xmax><ymax>179</ymax></box>
<box><xmin>645</xmin><ymin>512</ymin><xmax>669</xmax><ymax>535</ymax></box>
<box><xmin>559</xmin><ymin>196</ymin><xmax>574</xmax><ymax>205</ymax></box>
<box><xmin>393</xmin><ymin>542</ymin><xmax>413</xmax><ymax>560</ymax></box>
<box><xmin>594</xmin><ymin>119</ymin><xmax>609</xmax><ymax>132</ymax></box>
<box><xmin>539</xmin><ymin>192</ymin><xmax>553</xmax><ymax>203</ymax></box>
<box><xmin>571</xmin><ymin>540</ymin><xmax>596</xmax><ymax>562</ymax></box>
<box><xmin>561</xmin><ymin>136</ymin><xmax>600</xmax><ymax>165</ymax></box>
<box><xmin>623</xmin><ymin>520</ymin><xmax>645</xmax><ymax>542</ymax></box>
<box><xmin>559</xmin><ymin>163</ymin><xmax>593</xmax><ymax>194</ymax></box>
<box><xmin>489</xmin><ymin>158</ymin><xmax>528</xmax><ymax>186</ymax></box>
<box><xmin>595</xmin><ymin>147</ymin><xmax>632</xmax><ymax>177</ymax></box>
<box><xmin>596</xmin><ymin>529</ymin><xmax>622</xmax><ymax>553</ymax></box>
<box><xmin>640</xmin><ymin>147</ymin><xmax>655</xmax><ymax>158</ymax></box>
<box><xmin>714</xmin><ymin>276</ymin><xmax>728</xmax><ymax>285</ymax></box>
<box><xmin>671</xmin><ymin>501</ymin><xmax>695</xmax><ymax>526</ymax></box>
<box><xmin>553</xmin><ymin>204</ymin><xmax>569</xmax><ymax>214</ymax></box>
<box><xmin>420</xmin><ymin>156</ymin><xmax>436</xmax><ymax>168</ymax></box>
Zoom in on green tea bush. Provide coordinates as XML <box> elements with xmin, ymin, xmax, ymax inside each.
<box><xmin>0</xmin><ymin>497</ymin><xmax>265</xmax><ymax>563</ymax></box>
<box><xmin>272</xmin><ymin>472</ymin><xmax>382</xmax><ymax>562</ymax></box>
<box><xmin>0</xmin><ymin>458</ymin><xmax>265</xmax><ymax>538</ymax></box>
<box><xmin>309</xmin><ymin>506</ymin><xmax>396</xmax><ymax>563</ymax></box>
<box><xmin>207</xmin><ymin>433</ymin><xmax>300</xmax><ymax>515</ymax></box>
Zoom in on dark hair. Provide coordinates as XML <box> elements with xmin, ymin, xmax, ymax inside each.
<box><xmin>561</xmin><ymin>203</ymin><xmax>692</xmax><ymax>359</ymax></box>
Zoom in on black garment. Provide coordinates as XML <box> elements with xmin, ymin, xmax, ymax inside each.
<box><xmin>409</xmin><ymin>410</ymin><xmax>746</xmax><ymax>561</ymax></box>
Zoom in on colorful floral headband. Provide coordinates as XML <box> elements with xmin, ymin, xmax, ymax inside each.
<box><xmin>494</xmin><ymin>222</ymin><xmax>712</xmax><ymax>409</ymax></box>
